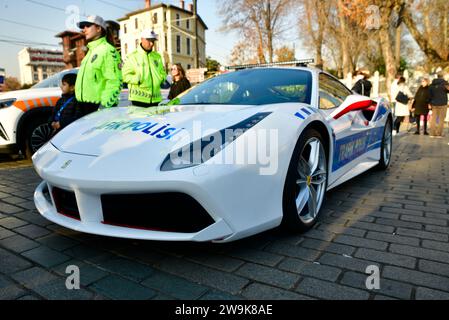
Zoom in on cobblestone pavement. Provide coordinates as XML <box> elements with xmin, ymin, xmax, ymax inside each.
<box><xmin>1</xmin><ymin>132</ymin><xmax>449</xmax><ymax>300</ymax></box>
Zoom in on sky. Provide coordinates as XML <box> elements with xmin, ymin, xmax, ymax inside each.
<box><xmin>0</xmin><ymin>0</ymin><xmax>305</xmax><ymax>79</ymax></box>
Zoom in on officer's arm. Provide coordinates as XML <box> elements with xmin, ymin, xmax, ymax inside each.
<box><xmin>122</xmin><ymin>55</ymin><xmax>140</xmax><ymax>85</ymax></box>
<box><xmin>101</xmin><ymin>49</ymin><xmax>122</xmax><ymax>108</ymax></box>
<box><xmin>158</xmin><ymin>55</ymin><xmax>167</xmax><ymax>86</ymax></box>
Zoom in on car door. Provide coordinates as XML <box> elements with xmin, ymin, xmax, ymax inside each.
<box><xmin>318</xmin><ymin>73</ymin><xmax>368</xmax><ymax>184</ymax></box>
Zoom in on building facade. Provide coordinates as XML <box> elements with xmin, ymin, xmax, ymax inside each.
<box><xmin>18</xmin><ymin>48</ymin><xmax>65</xmax><ymax>85</ymax></box>
<box><xmin>55</xmin><ymin>31</ymin><xmax>87</xmax><ymax>69</ymax></box>
<box><xmin>118</xmin><ymin>0</ymin><xmax>207</xmax><ymax>71</ymax></box>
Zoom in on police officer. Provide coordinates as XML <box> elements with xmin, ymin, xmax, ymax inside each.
<box><xmin>75</xmin><ymin>15</ymin><xmax>122</xmax><ymax>117</ymax></box>
<box><xmin>123</xmin><ymin>29</ymin><xmax>167</xmax><ymax>108</ymax></box>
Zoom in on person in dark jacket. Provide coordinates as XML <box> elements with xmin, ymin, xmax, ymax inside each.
<box><xmin>352</xmin><ymin>70</ymin><xmax>372</xmax><ymax>97</ymax></box>
<box><xmin>411</xmin><ymin>77</ymin><xmax>431</xmax><ymax>135</ymax></box>
<box><xmin>168</xmin><ymin>63</ymin><xmax>191</xmax><ymax>100</ymax></box>
<box><xmin>50</xmin><ymin>73</ymin><xmax>78</xmax><ymax>135</ymax></box>
<box><xmin>429</xmin><ymin>71</ymin><xmax>449</xmax><ymax>137</ymax></box>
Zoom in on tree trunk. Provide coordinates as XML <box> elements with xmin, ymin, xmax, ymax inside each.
<box><xmin>265</xmin><ymin>1</ymin><xmax>273</xmax><ymax>63</ymax></box>
<box><xmin>256</xmin><ymin>26</ymin><xmax>266</xmax><ymax>64</ymax></box>
<box><xmin>379</xmin><ymin>27</ymin><xmax>397</xmax><ymax>100</ymax></box>
<box><xmin>337</xmin><ymin>0</ymin><xmax>353</xmax><ymax>76</ymax></box>
<box><xmin>394</xmin><ymin>24</ymin><xmax>401</xmax><ymax>68</ymax></box>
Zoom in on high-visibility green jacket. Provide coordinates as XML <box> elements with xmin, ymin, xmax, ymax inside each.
<box><xmin>75</xmin><ymin>37</ymin><xmax>122</xmax><ymax>108</ymax></box>
<box><xmin>122</xmin><ymin>45</ymin><xmax>167</xmax><ymax>104</ymax></box>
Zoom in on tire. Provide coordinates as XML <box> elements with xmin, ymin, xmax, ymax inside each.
<box><xmin>24</xmin><ymin>118</ymin><xmax>53</xmax><ymax>159</ymax></box>
<box><xmin>282</xmin><ymin>128</ymin><xmax>328</xmax><ymax>232</ymax></box>
<box><xmin>376</xmin><ymin>119</ymin><xmax>393</xmax><ymax>170</ymax></box>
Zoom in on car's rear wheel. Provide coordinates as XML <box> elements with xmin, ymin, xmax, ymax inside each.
<box><xmin>24</xmin><ymin>118</ymin><xmax>53</xmax><ymax>159</ymax></box>
<box><xmin>377</xmin><ymin>119</ymin><xmax>392</xmax><ymax>170</ymax></box>
<box><xmin>282</xmin><ymin>129</ymin><xmax>328</xmax><ymax>232</ymax></box>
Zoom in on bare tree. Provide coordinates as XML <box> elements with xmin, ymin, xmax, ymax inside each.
<box><xmin>402</xmin><ymin>0</ymin><xmax>449</xmax><ymax>66</ymax></box>
<box><xmin>274</xmin><ymin>45</ymin><xmax>296</xmax><ymax>62</ymax></box>
<box><xmin>219</xmin><ymin>0</ymin><xmax>294</xmax><ymax>63</ymax></box>
<box><xmin>297</xmin><ymin>0</ymin><xmax>330</xmax><ymax>69</ymax></box>
<box><xmin>229</xmin><ymin>39</ymin><xmax>258</xmax><ymax>65</ymax></box>
<box><xmin>2</xmin><ymin>77</ymin><xmax>21</xmax><ymax>92</ymax></box>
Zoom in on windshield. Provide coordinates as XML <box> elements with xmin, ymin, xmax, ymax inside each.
<box><xmin>171</xmin><ymin>68</ymin><xmax>312</xmax><ymax>106</ymax></box>
<box><xmin>32</xmin><ymin>69</ymin><xmax>78</xmax><ymax>89</ymax></box>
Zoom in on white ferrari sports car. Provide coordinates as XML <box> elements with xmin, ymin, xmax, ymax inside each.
<box><xmin>33</xmin><ymin>62</ymin><xmax>393</xmax><ymax>243</ymax></box>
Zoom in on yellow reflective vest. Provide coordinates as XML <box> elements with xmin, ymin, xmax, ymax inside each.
<box><xmin>122</xmin><ymin>45</ymin><xmax>167</xmax><ymax>104</ymax></box>
<box><xmin>75</xmin><ymin>37</ymin><xmax>122</xmax><ymax>108</ymax></box>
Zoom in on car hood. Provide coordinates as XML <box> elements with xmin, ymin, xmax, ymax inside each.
<box><xmin>51</xmin><ymin>105</ymin><xmax>268</xmax><ymax>166</ymax></box>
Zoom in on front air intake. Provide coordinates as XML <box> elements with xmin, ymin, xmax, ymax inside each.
<box><xmin>52</xmin><ymin>187</ymin><xmax>81</xmax><ymax>221</ymax></box>
<box><xmin>101</xmin><ymin>193</ymin><xmax>215</xmax><ymax>233</ymax></box>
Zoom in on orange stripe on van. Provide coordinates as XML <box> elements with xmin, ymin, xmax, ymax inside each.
<box><xmin>26</xmin><ymin>99</ymin><xmax>36</xmax><ymax>110</ymax></box>
<box><xmin>13</xmin><ymin>101</ymin><xmax>27</xmax><ymax>112</ymax></box>
<box><xmin>42</xmin><ymin>97</ymin><xmax>51</xmax><ymax>106</ymax></box>
<box><xmin>50</xmin><ymin>96</ymin><xmax>59</xmax><ymax>106</ymax></box>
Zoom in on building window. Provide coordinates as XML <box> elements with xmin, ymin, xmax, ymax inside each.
<box><xmin>33</xmin><ymin>73</ymin><xmax>39</xmax><ymax>82</ymax></box>
<box><xmin>124</xmin><ymin>24</ymin><xmax>127</xmax><ymax>34</ymax></box>
<box><xmin>42</xmin><ymin>66</ymin><xmax>47</xmax><ymax>72</ymax></box>
<box><xmin>125</xmin><ymin>43</ymin><xmax>128</xmax><ymax>55</ymax></box>
<box><xmin>186</xmin><ymin>38</ymin><xmax>191</xmax><ymax>56</ymax></box>
<box><xmin>33</xmin><ymin>66</ymin><xmax>37</xmax><ymax>72</ymax></box>
<box><xmin>187</xmin><ymin>64</ymin><xmax>191</xmax><ymax>70</ymax></box>
<box><xmin>164</xmin><ymin>35</ymin><xmax>168</xmax><ymax>51</ymax></box>
<box><xmin>135</xmin><ymin>18</ymin><xmax>138</xmax><ymax>29</ymax></box>
<box><xmin>176</xmin><ymin>35</ymin><xmax>181</xmax><ymax>53</ymax></box>
<box><xmin>136</xmin><ymin>39</ymin><xmax>139</xmax><ymax>49</ymax></box>
<box><xmin>153</xmin><ymin>13</ymin><xmax>158</xmax><ymax>24</ymax></box>
<box><xmin>186</xmin><ymin>19</ymin><xmax>190</xmax><ymax>29</ymax></box>
<box><xmin>43</xmin><ymin>74</ymin><xmax>48</xmax><ymax>79</ymax></box>
<box><xmin>176</xmin><ymin>13</ymin><xmax>180</xmax><ymax>26</ymax></box>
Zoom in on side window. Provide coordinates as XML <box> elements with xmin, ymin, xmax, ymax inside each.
<box><xmin>319</xmin><ymin>73</ymin><xmax>351</xmax><ymax>109</ymax></box>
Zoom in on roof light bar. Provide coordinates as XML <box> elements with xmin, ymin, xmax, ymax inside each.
<box><xmin>225</xmin><ymin>59</ymin><xmax>315</xmax><ymax>71</ymax></box>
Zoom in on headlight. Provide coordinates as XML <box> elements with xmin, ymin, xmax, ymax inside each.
<box><xmin>0</xmin><ymin>98</ymin><xmax>17</xmax><ymax>109</ymax></box>
<box><xmin>160</xmin><ymin>112</ymin><xmax>272</xmax><ymax>171</ymax></box>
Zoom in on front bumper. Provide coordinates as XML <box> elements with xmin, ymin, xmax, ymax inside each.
<box><xmin>34</xmin><ymin>181</ymin><xmax>234</xmax><ymax>242</ymax></box>
<box><xmin>33</xmin><ymin>143</ymin><xmax>285</xmax><ymax>243</ymax></box>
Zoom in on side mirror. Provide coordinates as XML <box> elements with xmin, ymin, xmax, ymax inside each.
<box><xmin>329</xmin><ymin>95</ymin><xmax>377</xmax><ymax>120</ymax></box>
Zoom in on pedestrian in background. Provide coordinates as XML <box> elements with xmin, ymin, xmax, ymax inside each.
<box><xmin>393</xmin><ymin>76</ymin><xmax>413</xmax><ymax>135</ymax></box>
<box><xmin>411</xmin><ymin>77</ymin><xmax>431</xmax><ymax>135</ymax></box>
<box><xmin>390</xmin><ymin>73</ymin><xmax>402</xmax><ymax>116</ymax></box>
<box><xmin>50</xmin><ymin>73</ymin><xmax>78</xmax><ymax>135</ymax></box>
<box><xmin>429</xmin><ymin>71</ymin><xmax>449</xmax><ymax>138</ymax></box>
<box><xmin>123</xmin><ymin>29</ymin><xmax>167</xmax><ymax>108</ymax></box>
<box><xmin>168</xmin><ymin>63</ymin><xmax>191</xmax><ymax>100</ymax></box>
<box><xmin>75</xmin><ymin>15</ymin><xmax>123</xmax><ymax>117</ymax></box>
<box><xmin>351</xmin><ymin>70</ymin><xmax>372</xmax><ymax>97</ymax></box>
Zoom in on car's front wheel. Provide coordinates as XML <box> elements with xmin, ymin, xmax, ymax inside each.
<box><xmin>282</xmin><ymin>128</ymin><xmax>328</xmax><ymax>232</ymax></box>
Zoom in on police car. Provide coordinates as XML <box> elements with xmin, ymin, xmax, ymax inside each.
<box><xmin>32</xmin><ymin>60</ymin><xmax>393</xmax><ymax>242</ymax></box>
<box><xmin>0</xmin><ymin>69</ymin><xmax>167</xmax><ymax>158</ymax></box>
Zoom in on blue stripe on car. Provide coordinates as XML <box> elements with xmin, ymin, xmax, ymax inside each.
<box><xmin>332</xmin><ymin>126</ymin><xmax>384</xmax><ymax>172</ymax></box>
<box><xmin>295</xmin><ymin>112</ymin><xmax>305</xmax><ymax>119</ymax></box>
<box><xmin>301</xmin><ymin>108</ymin><xmax>312</xmax><ymax>115</ymax></box>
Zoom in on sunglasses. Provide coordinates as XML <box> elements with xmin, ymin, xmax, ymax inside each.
<box><xmin>80</xmin><ymin>23</ymin><xmax>95</xmax><ymax>29</ymax></box>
